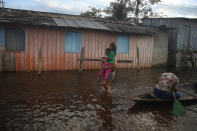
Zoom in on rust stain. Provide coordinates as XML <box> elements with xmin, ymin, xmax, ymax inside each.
<box><xmin>0</xmin><ymin>26</ymin><xmax>154</xmax><ymax>72</ymax></box>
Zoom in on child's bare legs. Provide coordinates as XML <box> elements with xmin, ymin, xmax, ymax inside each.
<box><xmin>104</xmin><ymin>79</ymin><xmax>110</xmax><ymax>92</ymax></box>
<box><xmin>97</xmin><ymin>58</ymin><xmax>105</xmax><ymax>81</ymax></box>
<box><xmin>99</xmin><ymin>68</ymin><xmax>112</xmax><ymax>85</ymax></box>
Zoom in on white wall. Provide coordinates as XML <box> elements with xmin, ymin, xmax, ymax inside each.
<box><xmin>152</xmin><ymin>32</ymin><xmax>169</xmax><ymax>67</ymax></box>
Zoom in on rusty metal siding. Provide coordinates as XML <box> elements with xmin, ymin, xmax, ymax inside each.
<box><xmin>0</xmin><ymin>51</ymin><xmax>25</xmax><ymax>72</ymax></box>
<box><xmin>0</xmin><ymin>26</ymin><xmax>154</xmax><ymax>72</ymax></box>
<box><xmin>15</xmin><ymin>52</ymin><xmax>25</xmax><ymax>71</ymax></box>
<box><xmin>26</xmin><ymin>27</ymin><xmax>68</xmax><ymax>71</ymax></box>
<box><xmin>117</xmin><ymin>34</ymin><xmax>153</xmax><ymax>69</ymax></box>
<box><xmin>83</xmin><ymin>31</ymin><xmax>117</xmax><ymax>70</ymax></box>
<box><xmin>5</xmin><ymin>52</ymin><xmax>16</xmax><ymax>71</ymax></box>
<box><xmin>82</xmin><ymin>31</ymin><xmax>153</xmax><ymax>69</ymax></box>
<box><xmin>27</xmin><ymin>27</ymin><xmax>80</xmax><ymax>71</ymax></box>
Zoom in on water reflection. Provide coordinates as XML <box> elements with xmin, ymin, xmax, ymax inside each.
<box><xmin>0</xmin><ymin>68</ymin><xmax>197</xmax><ymax>131</ymax></box>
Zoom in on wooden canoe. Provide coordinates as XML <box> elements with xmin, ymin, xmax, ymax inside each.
<box><xmin>132</xmin><ymin>92</ymin><xmax>197</xmax><ymax>104</ymax></box>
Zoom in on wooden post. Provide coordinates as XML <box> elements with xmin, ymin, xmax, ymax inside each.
<box><xmin>0</xmin><ymin>49</ymin><xmax>2</xmax><ymax>71</ymax></box>
<box><xmin>77</xmin><ymin>58</ymin><xmax>133</xmax><ymax>63</ymax></box>
<box><xmin>181</xmin><ymin>50</ymin><xmax>188</xmax><ymax>67</ymax></box>
<box><xmin>0</xmin><ymin>47</ymin><xmax>6</xmax><ymax>71</ymax></box>
<box><xmin>38</xmin><ymin>48</ymin><xmax>42</xmax><ymax>76</ymax></box>
<box><xmin>79</xmin><ymin>46</ymin><xmax>84</xmax><ymax>72</ymax></box>
<box><xmin>137</xmin><ymin>46</ymin><xmax>140</xmax><ymax>72</ymax></box>
<box><xmin>77</xmin><ymin>45</ymin><xmax>133</xmax><ymax>72</ymax></box>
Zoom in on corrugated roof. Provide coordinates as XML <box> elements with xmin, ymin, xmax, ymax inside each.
<box><xmin>143</xmin><ymin>17</ymin><xmax>197</xmax><ymax>21</ymax></box>
<box><xmin>0</xmin><ymin>8</ymin><xmax>159</xmax><ymax>34</ymax></box>
<box><xmin>53</xmin><ymin>18</ymin><xmax>109</xmax><ymax>30</ymax></box>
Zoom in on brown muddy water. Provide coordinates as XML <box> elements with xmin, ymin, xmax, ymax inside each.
<box><xmin>0</xmin><ymin>68</ymin><xmax>197</xmax><ymax>131</ymax></box>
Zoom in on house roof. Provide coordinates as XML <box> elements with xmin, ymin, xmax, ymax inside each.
<box><xmin>143</xmin><ymin>17</ymin><xmax>197</xmax><ymax>22</ymax></box>
<box><xmin>0</xmin><ymin>8</ymin><xmax>159</xmax><ymax>34</ymax></box>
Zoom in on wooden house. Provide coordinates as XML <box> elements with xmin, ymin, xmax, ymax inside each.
<box><xmin>143</xmin><ymin>18</ymin><xmax>197</xmax><ymax>67</ymax></box>
<box><xmin>0</xmin><ymin>8</ymin><xmax>169</xmax><ymax>72</ymax></box>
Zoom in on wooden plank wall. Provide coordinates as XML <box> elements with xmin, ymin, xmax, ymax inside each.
<box><xmin>0</xmin><ymin>26</ymin><xmax>154</xmax><ymax>72</ymax></box>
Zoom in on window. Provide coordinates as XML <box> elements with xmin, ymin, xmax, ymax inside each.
<box><xmin>117</xmin><ymin>35</ymin><xmax>130</xmax><ymax>54</ymax></box>
<box><xmin>65</xmin><ymin>32</ymin><xmax>82</xmax><ymax>52</ymax></box>
<box><xmin>5</xmin><ymin>28</ymin><xmax>25</xmax><ymax>51</ymax></box>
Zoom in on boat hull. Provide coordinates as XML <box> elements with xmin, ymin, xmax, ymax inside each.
<box><xmin>132</xmin><ymin>93</ymin><xmax>197</xmax><ymax>104</ymax></box>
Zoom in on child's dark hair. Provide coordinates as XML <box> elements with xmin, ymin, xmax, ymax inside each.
<box><xmin>110</xmin><ymin>42</ymin><xmax>116</xmax><ymax>56</ymax></box>
<box><xmin>105</xmin><ymin>48</ymin><xmax>110</xmax><ymax>53</ymax></box>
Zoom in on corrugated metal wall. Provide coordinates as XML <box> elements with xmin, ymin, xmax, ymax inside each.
<box><xmin>143</xmin><ymin>18</ymin><xmax>197</xmax><ymax>67</ymax></box>
<box><xmin>191</xmin><ymin>27</ymin><xmax>197</xmax><ymax>50</ymax></box>
<box><xmin>83</xmin><ymin>31</ymin><xmax>117</xmax><ymax>70</ymax></box>
<box><xmin>183</xmin><ymin>25</ymin><xmax>191</xmax><ymax>49</ymax></box>
<box><xmin>83</xmin><ymin>31</ymin><xmax>153</xmax><ymax>69</ymax></box>
<box><xmin>143</xmin><ymin>18</ymin><xmax>179</xmax><ymax>51</ymax></box>
<box><xmin>0</xmin><ymin>26</ymin><xmax>154</xmax><ymax>72</ymax></box>
<box><xmin>143</xmin><ymin>18</ymin><xmax>197</xmax><ymax>51</ymax></box>
<box><xmin>179</xmin><ymin>20</ymin><xmax>197</xmax><ymax>51</ymax></box>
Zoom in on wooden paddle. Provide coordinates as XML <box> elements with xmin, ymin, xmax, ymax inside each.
<box><xmin>172</xmin><ymin>91</ymin><xmax>185</xmax><ymax>116</ymax></box>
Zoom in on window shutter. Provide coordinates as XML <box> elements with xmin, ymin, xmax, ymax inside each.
<box><xmin>5</xmin><ymin>28</ymin><xmax>25</xmax><ymax>51</ymax></box>
<box><xmin>65</xmin><ymin>32</ymin><xmax>82</xmax><ymax>52</ymax></box>
<box><xmin>117</xmin><ymin>35</ymin><xmax>130</xmax><ymax>54</ymax></box>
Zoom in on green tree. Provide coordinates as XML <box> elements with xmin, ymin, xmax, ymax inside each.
<box><xmin>104</xmin><ymin>0</ymin><xmax>132</xmax><ymax>20</ymax></box>
<box><xmin>131</xmin><ymin>0</ymin><xmax>161</xmax><ymax>18</ymax></box>
<box><xmin>80</xmin><ymin>0</ymin><xmax>162</xmax><ymax>22</ymax></box>
<box><xmin>80</xmin><ymin>6</ymin><xmax>102</xmax><ymax>18</ymax></box>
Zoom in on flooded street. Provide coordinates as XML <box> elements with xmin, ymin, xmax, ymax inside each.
<box><xmin>0</xmin><ymin>68</ymin><xmax>197</xmax><ymax>131</ymax></box>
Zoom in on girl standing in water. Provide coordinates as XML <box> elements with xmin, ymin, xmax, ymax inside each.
<box><xmin>98</xmin><ymin>43</ymin><xmax>116</xmax><ymax>86</ymax></box>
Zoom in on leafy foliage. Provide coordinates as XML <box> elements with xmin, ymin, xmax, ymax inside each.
<box><xmin>104</xmin><ymin>0</ymin><xmax>132</xmax><ymax>20</ymax></box>
<box><xmin>80</xmin><ymin>6</ymin><xmax>102</xmax><ymax>18</ymax></box>
<box><xmin>131</xmin><ymin>0</ymin><xmax>161</xmax><ymax>18</ymax></box>
<box><xmin>80</xmin><ymin>0</ymin><xmax>163</xmax><ymax>22</ymax></box>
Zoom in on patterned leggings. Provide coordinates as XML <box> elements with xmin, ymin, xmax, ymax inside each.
<box><xmin>99</xmin><ymin>62</ymin><xmax>113</xmax><ymax>80</ymax></box>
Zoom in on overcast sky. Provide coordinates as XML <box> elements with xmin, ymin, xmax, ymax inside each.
<box><xmin>4</xmin><ymin>0</ymin><xmax>197</xmax><ymax>18</ymax></box>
